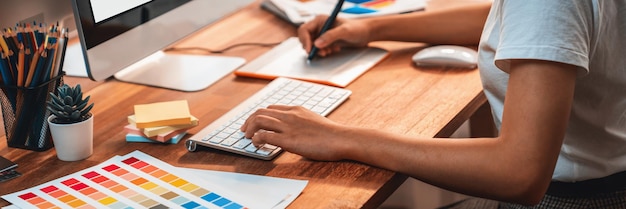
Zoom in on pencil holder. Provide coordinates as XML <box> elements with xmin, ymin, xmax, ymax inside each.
<box><xmin>0</xmin><ymin>72</ymin><xmax>64</xmax><ymax>151</ymax></box>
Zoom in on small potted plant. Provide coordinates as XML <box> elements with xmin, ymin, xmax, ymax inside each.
<box><xmin>46</xmin><ymin>84</ymin><xmax>95</xmax><ymax>161</ymax></box>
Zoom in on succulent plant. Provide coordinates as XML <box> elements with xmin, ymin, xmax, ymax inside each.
<box><xmin>46</xmin><ymin>84</ymin><xmax>94</xmax><ymax>124</ymax></box>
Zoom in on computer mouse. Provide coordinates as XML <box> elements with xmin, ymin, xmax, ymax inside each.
<box><xmin>412</xmin><ymin>45</ymin><xmax>478</xmax><ymax>69</ymax></box>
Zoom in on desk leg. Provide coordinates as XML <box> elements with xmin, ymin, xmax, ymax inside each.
<box><xmin>469</xmin><ymin>102</ymin><xmax>497</xmax><ymax>138</ymax></box>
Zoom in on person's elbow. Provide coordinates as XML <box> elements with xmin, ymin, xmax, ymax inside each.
<box><xmin>508</xmin><ymin>180</ymin><xmax>547</xmax><ymax>205</ymax></box>
<box><xmin>500</xmin><ymin>165</ymin><xmax>552</xmax><ymax>205</ymax></box>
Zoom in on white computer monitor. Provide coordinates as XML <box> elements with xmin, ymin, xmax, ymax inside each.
<box><xmin>71</xmin><ymin>0</ymin><xmax>253</xmax><ymax>91</ymax></box>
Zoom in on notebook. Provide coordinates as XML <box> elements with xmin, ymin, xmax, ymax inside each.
<box><xmin>0</xmin><ymin>156</ymin><xmax>17</xmax><ymax>173</ymax></box>
<box><xmin>234</xmin><ymin>37</ymin><xmax>388</xmax><ymax>87</ymax></box>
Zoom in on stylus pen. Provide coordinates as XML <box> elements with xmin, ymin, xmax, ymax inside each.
<box><xmin>307</xmin><ymin>0</ymin><xmax>345</xmax><ymax>62</ymax></box>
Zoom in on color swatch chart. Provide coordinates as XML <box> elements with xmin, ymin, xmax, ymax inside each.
<box><xmin>342</xmin><ymin>0</ymin><xmax>397</xmax><ymax>14</ymax></box>
<box><xmin>2</xmin><ymin>151</ymin><xmax>249</xmax><ymax>209</ymax></box>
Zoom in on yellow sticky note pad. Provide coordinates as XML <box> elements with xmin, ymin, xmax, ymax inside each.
<box><xmin>128</xmin><ymin>115</ymin><xmax>199</xmax><ymax>137</ymax></box>
<box><xmin>134</xmin><ymin>100</ymin><xmax>192</xmax><ymax>128</ymax></box>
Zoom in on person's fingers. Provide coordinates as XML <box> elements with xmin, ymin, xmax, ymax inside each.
<box><xmin>250</xmin><ymin>130</ymin><xmax>282</xmax><ymax>147</ymax></box>
<box><xmin>241</xmin><ymin>107</ymin><xmax>293</xmax><ymax>137</ymax></box>
<box><xmin>314</xmin><ymin>24</ymin><xmax>346</xmax><ymax>49</ymax></box>
<box><xmin>242</xmin><ymin>114</ymin><xmax>285</xmax><ymax>139</ymax></box>
<box><xmin>332</xmin><ymin>45</ymin><xmax>342</xmax><ymax>53</ymax></box>
<box><xmin>297</xmin><ymin>15</ymin><xmax>329</xmax><ymax>52</ymax></box>
<box><xmin>265</xmin><ymin>104</ymin><xmax>293</xmax><ymax>110</ymax></box>
<box><xmin>297</xmin><ymin>26</ymin><xmax>314</xmax><ymax>52</ymax></box>
<box><xmin>240</xmin><ymin>105</ymin><xmax>297</xmax><ymax>133</ymax></box>
<box><xmin>317</xmin><ymin>44</ymin><xmax>342</xmax><ymax>57</ymax></box>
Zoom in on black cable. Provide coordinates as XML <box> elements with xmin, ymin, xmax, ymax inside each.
<box><xmin>163</xmin><ymin>41</ymin><xmax>282</xmax><ymax>54</ymax></box>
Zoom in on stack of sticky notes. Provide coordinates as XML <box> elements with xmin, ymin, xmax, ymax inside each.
<box><xmin>124</xmin><ymin>100</ymin><xmax>199</xmax><ymax>144</ymax></box>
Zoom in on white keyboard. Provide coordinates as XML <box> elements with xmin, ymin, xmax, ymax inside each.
<box><xmin>185</xmin><ymin>77</ymin><xmax>352</xmax><ymax>160</ymax></box>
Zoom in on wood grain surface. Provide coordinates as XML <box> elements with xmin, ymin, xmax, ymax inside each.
<box><xmin>0</xmin><ymin>1</ymin><xmax>486</xmax><ymax>208</ymax></box>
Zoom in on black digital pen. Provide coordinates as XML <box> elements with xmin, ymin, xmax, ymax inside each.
<box><xmin>307</xmin><ymin>0</ymin><xmax>346</xmax><ymax>62</ymax></box>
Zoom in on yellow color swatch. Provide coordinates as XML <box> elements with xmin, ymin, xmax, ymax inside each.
<box><xmin>98</xmin><ymin>197</ymin><xmax>117</xmax><ymax>205</ymax></box>
<box><xmin>180</xmin><ymin>183</ymin><xmax>200</xmax><ymax>192</ymax></box>
<box><xmin>134</xmin><ymin>100</ymin><xmax>192</xmax><ymax>128</ymax></box>
<box><xmin>140</xmin><ymin>182</ymin><xmax>159</xmax><ymax>190</ymax></box>
<box><xmin>160</xmin><ymin>174</ymin><xmax>177</xmax><ymax>183</ymax></box>
<box><xmin>170</xmin><ymin>179</ymin><xmax>189</xmax><ymax>187</ymax></box>
<box><xmin>67</xmin><ymin>199</ymin><xmax>87</xmax><ymax>207</ymax></box>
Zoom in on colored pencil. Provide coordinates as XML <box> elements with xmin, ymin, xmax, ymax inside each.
<box><xmin>17</xmin><ymin>45</ymin><xmax>24</xmax><ymax>87</ymax></box>
<box><xmin>25</xmin><ymin>47</ymin><xmax>42</xmax><ymax>87</ymax></box>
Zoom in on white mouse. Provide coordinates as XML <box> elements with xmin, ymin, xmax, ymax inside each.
<box><xmin>412</xmin><ymin>45</ymin><xmax>478</xmax><ymax>69</ymax></box>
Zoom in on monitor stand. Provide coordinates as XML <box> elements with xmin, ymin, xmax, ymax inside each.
<box><xmin>113</xmin><ymin>51</ymin><xmax>245</xmax><ymax>92</ymax></box>
<box><xmin>62</xmin><ymin>42</ymin><xmax>88</xmax><ymax>77</ymax></box>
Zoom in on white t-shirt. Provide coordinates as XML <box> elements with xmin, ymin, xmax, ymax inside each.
<box><xmin>478</xmin><ymin>0</ymin><xmax>626</xmax><ymax>182</ymax></box>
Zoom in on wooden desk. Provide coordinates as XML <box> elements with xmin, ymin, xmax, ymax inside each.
<box><xmin>0</xmin><ymin>1</ymin><xmax>486</xmax><ymax>208</ymax></box>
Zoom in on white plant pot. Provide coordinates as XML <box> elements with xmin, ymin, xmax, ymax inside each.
<box><xmin>47</xmin><ymin>115</ymin><xmax>94</xmax><ymax>161</ymax></box>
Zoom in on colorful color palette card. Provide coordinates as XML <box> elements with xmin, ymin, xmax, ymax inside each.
<box><xmin>265</xmin><ymin>0</ymin><xmax>426</xmax><ymax>25</ymax></box>
<box><xmin>2</xmin><ymin>151</ymin><xmax>307</xmax><ymax>209</ymax></box>
<box><xmin>177</xmin><ymin>168</ymin><xmax>307</xmax><ymax>209</ymax></box>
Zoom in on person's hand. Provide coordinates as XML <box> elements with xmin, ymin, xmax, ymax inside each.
<box><xmin>297</xmin><ymin>15</ymin><xmax>371</xmax><ymax>57</ymax></box>
<box><xmin>240</xmin><ymin>105</ymin><xmax>347</xmax><ymax>161</ymax></box>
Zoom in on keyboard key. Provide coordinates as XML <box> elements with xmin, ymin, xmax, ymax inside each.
<box><xmin>232</xmin><ymin>138</ymin><xmax>252</xmax><ymax>149</ymax></box>
<box><xmin>261</xmin><ymin>144</ymin><xmax>278</xmax><ymax>150</ymax></box>
<box><xmin>256</xmin><ymin>146</ymin><xmax>274</xmax><ymax>156</ymax></box>
<box><xmin>311</xmin><ymin>106</ymin><xmax>327</xmax><ymax>114</ymax></box>
<box><xmin>231</xmin><ymin>131</ymin><xmax>245</xmax><ymax>139</ymax></box>
<box><xmin>244</xmin><ymin>144</ymin><xmax>259</xmax><ymax>153</ymax></box>
<box><xmin>208</xmin><ymin>136</ymin><xmax>224</xmax><ymax>144</ymax></box>
<box><xmin>220</xmin><ymin>136</ymin><xmax>240</xmax><ymax>146</ymax></box>
<box><xmin>215</xmin><ymin>132</ymin><xmax>231</xmax><ymax>140</ymax></box>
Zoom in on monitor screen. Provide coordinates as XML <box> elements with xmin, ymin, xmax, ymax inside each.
<box><xmin>74</xmin><ymin>0</ymin><xmax>190</xmax><ymax>49</ymax></box>
<box><xmin>71</xmin><ymin>0</ymin><xmax>252</xmax><ymax>91</ymax></box>
<box><xmin>91</xmin><ymin>0</ymin><xmax>152</xmax><ymax>24</ymax></box>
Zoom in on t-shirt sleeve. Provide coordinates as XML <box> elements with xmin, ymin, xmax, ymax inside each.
<box><xmin>493</xmin><ymin>0</ymin><xmax>593</xmax><ymax>76</ymax></box>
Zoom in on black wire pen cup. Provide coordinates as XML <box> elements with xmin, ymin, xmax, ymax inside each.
<box><xmin>0</xmin><ymin>72</ymin><xmax>64</xmax><ymax>151</ymax></box>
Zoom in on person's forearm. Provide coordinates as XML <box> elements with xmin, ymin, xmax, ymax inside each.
<box><xmin>337</xmin><ymin>126</ymin><xmax>551</xmax><ymax>205</ymax></box>
<box><xmin>364</xmin><ymin>2</ymin><xmax>491</xmax><ymax>45</ymax></box>
<box><xmin>336</xmin><ymin>60</ymin><xmax>577</xmax><ymax>205</ymax></box>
